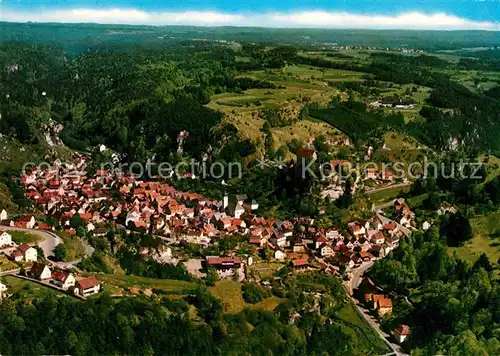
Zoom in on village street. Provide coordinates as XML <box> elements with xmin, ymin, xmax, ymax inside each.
<box><xmin>342</xmin><ymin>199</ymin><xmax>413</xmax><ymax>356</ymax></box>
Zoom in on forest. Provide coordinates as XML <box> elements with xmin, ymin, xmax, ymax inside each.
<box><xmin>0</xmin><ymin>271</ymin><xmax>366</xmax><ymax>356</ymax></box>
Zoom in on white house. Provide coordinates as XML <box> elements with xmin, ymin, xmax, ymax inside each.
<box><xmin>87</xmin><ymin>222</ymin><xmax>96</xmax><ymax>232</ymax></box>
<box><xmin>52</xmin><ymin>271</ymin><xmax>76</xmax><ymax>290</ymax></box>
<box><xmin>30</xmin><ymin>262</ymin><xmax>52</xmax><ymax>280</ymax></box>
<box><xmin>18</xmin><ymin>215</ymin><xmax>36</xmax><ymax>229</ymax></box>
<box><xmin>18</xmin><ymin>244</ymin><xmax>37</xmax><ymax>262</ymax></box>
<box><xmin>0</xmin><ymin>232</ymin><xmax>12</xmax><ymax>246</ymax></box>
<box><xmin>232</xmin><ymin>202</ymin><xmax>245</xmax><ymax>219</ymax></box>
<box><xmin>75</xmin><ymin>277</ymin><xmax>101</xmax><ymax>296</ymax></box>
<box><xmin>274</xmin><ymin>250</ymin><xmax>285</xmax><ymax>260</ymax></box>
<box><xmin>371</xmin><ymin>232</ymin><xmax>385</xmax><ymax>245</ymax></box>
<box><xmin>0</xmin><ymin>282</ymin><xmax>7</xmax><ymax>299</ymax></box>
<box><xmin>326</xmin><ymin>228</ymin><xmax>340</xmax><ymax>240</ymax></box>
<box><xmin>320</xmin><ymin>244</ymin><xmax>334</xmax><ymax>257</ymax></box>
<box><xmin>422</xmin><ymin>221</ymin><xmax>431</xmax><ymax>231</ymax></box>
<box><xmin>0</xmin><ymin>209</ymin><xmax>7</xmax><ymax>221</ymax></box>
<box><xmin>400</xmin><ymin>216</ymin><xmax>411</xmax><ymax>227</ymax></box>
<box><xmin>392</xmin><ymin>325</ymin><xmax>410</xmax><ymax>344</ymax></box>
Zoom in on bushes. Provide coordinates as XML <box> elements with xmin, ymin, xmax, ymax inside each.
<box><xmin>241</xmin><ymin>283</ymin><xmax>270</xmax><ymax>304</ymax></box>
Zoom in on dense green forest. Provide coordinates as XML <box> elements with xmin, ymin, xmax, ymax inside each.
<box><xmin>2</xmin><ymin>22</ymin><xmax>500</xmax><ymax>52</ymax></box>
<box><xmin>0</xmin><ymin>272</ymin><xmax>368</xmax><ymax>356</ymax></box>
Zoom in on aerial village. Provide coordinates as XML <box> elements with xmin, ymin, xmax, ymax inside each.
<box><xmin>0</xmin><ymin>151</ymin><xmax>417</xmax><ymax>341</ymax></box>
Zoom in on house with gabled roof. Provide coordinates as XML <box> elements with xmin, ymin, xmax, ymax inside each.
<box><xmin>30</xmin><ymin>262</ymin><xmax>51</xmax><ymax>280</ymax></box>
<box><xmin>291</xmin><ymin>258</ymin><xmax>309</xmax><ymax>270</ymax></box>
<box><xmin>75</xmin><ymin>277</ymin><xmax>101</xmax><ymax>296</ymax></box>
<box><xmin>392</xmin><ymin>325</ymin><xmax>411</xmax><ymax>344</ymax></box>
<box><xmin>52</xmin><ymin>271</ymin><xmax>76</xmax><ymax>290</ymax></box>
<box><xmin>16</xmin><ymin>244</ymin><xmax>37</xmax><ymax>262</ymax></box>
<box><xmin>371</xmin><ymin>232</ymin><xmax>385</xmax><ymax>245</ymax></box>
<box><xmin>319</xmin><ymin>243</ymin><xmax>334</xmax><ymax>257</ymax></box>
<box><xmin>17</xmin><ymin>215</ymin><xmax>36</xmax><ymax>229</ymax></box>
<box><xmin>0</xmin><ymin>231</ymin><xmax>12</xmax><ymax>246</ymax></box>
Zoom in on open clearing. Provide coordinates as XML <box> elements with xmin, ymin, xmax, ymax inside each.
<box><xmin>7</xmin><ymin>230</ymin><xmax>43</xmax><ymax>244</ymax></box>
<box><xmin>92</xmin><ymin>273</ymin><xmax>199</xmax><ymax>294</ymax></box>
<box><xmin>449</xmin><ymin>211</ymin><xmax>500</xmax><ymax>270</ymax></box>
<box><xmin>3</xmin><ymin>275</ymin><xmax>72</xmax><ymax>301</ymax></box>
<box><xmin>207</xmin><ymin>64</ymin><xmax>355</xmax><ymax>153</ymax></box>
<box><xmin>210</xmin><ymin>280</ymin><xmax>283</xmax><ymax>314</ymax></box>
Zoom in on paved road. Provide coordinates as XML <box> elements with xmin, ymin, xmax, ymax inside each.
<box><xmin>371</xmin><ymin>199</ymin><xmax>412</xmax><ymax>238</ymax></box>
<box><xmin>346</xmin><ymin>261</ymin><xmax>408</xmax><ymax>356</ymax></box>
<box><xmin>353</xmin><ymin>301</ymin><xmax>408</xmax><ymax>356</ymax></box>
<box><xmin>0</xmin><ymin>226</ymin><xmax>62</xmax><ymax>257</ymax></box>
<box><xmin>348</xmin><ymin>260</ymin><xmax>374</xmax><ymax>295</ymax></box>
<box><xmin>0</xmin><ymin>226</ymin><xmax>82</xmax><ymax>268</ymax></box>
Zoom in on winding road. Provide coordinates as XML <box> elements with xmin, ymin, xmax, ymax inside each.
<box><xmin>0</xmin><ymin>226</ymin><xmax>86</xmax><ymax>268</ymax></box>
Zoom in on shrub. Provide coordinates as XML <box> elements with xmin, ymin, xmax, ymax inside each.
<box><xmin>241</xmin><ymin>283</ymin><xmax>270</xmax><ymax>304</ymax></box>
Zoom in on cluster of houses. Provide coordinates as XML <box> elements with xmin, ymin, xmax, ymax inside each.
<box><xmin>29</xmin><ymin>262</ymin><xmax>101</xmax><ymax>297</ymax></box>
<box><xmin>16</xmin><ymin>157</ymin><xmax>263</xmax><ymax>240</ymax></box>
<box><xmin>356</xmin><ymin>277</ymin><xmax>411</xmax><ymax>344</ymax></box>
<box><xmin>369</xmin><ymin>97</ymin><xmax>416</xmax><ymax>109</ymax></box>
<box><xmin>13</xmin><ymin>155</ymin><xmax>416</xmax><ymax>278</ymax></box>
<box><xmin>357</xmin><ymin>277</ymin><xmax>393</xmax><ymax>317</ymax></box>
<box><xmin>0</xmin><ymin>211</ymin><xmax>39</xmax><ymax>230</ymax></box>
<box><xmin>0</xmin><ymin>231</ymin><xmax>38</xmax><ymax>263</ymax></box>
<box><xmin>393</xmin><ymin>198</ymin><xmax>415</xmax><ymax>229</ymax></box>
<box><xmin>365</xmin><ymin>167</ymin><xmax>397</xmax><ymax>182</ymax></box>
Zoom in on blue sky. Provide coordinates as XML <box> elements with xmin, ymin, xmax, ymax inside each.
<box><xmin>2</xmin><ymin>0</ymin><xmax>500</xmax><ymax>29</ymax></box>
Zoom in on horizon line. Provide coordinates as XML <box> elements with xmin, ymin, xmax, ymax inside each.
<box><xmin>1</xmin><ymin>9</ymin><xmax>499</xmax><ymax>31</ymax></box>
<box><xmin>2</xmin><ymin>20</ymin><xmax>500</xmax><ymax>32</ymax></box>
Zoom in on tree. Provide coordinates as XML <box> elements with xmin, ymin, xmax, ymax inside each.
<box><xmin>70</xmin><ymin>214</ymin><xmax>85</xmax><ymax>229</ymax></box>
<box><xmin>473</xmin><ymin>253</ymin><xmax>493</xmax><ymax>272</ymax></box>
<box><xmin>53</xmin><ymin>244</ymin><xmax>67</xmax><ymax>261</ymax></box>
<box><xmin>242</xmin><ymin>283</ymin><xmax>269</xmax><ymax>304</ymax></box>
<box><xmin>440</xmin><ymin>212</ymin><xmax>473</xmax><ymax>247</ymax></box>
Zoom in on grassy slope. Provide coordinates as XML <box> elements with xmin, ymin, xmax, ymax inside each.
<box><xmin>210</xmin><ymin>280</ymin><xmax>389</xmax><ymax>354</ymax></box>
<box><xmin>449</xmin><ymin>211</ymin><xmax>500</xmax><ymax>268</ymax></box>
<box><xmin>2</xmin><ymin>275</ymin><xmax>72</xmax><ymax>301</ymax></box>
<box><xmin>207</xmin><ymin>64</ymin><xmax>351</xmax><ymax>154</ymax></box>
<box><xmin>0</xmin><ymin>255</ymin><xmax>18</xmax><ymax>271</ymax></box>
<box><xmin>8</xmin><ymin>230</ymin><xmax>43</xmax><ymax>244</ymax></box>
<box><xmin>368</xmin><ymin>186</ymin><xmax>411</xmax><ymax>204</ymax></box>
<box><xmin>335</xmin><ymin>302</ymin><xmax>391</xmax><ymax>355</ymax></box>
<box><xmin>210</xmin><ymin>280</ymin><xmax>283</xmax><ymax>314</ymax></box>
<box><xmin>57</xmin><ymin>232</ymin><xmax>86</xmax><ymax>261</ymax></box>
<box><xmin>93</xmin><ymin>273</ymin><xmax>199</xmax><ymax>294</ymax></box>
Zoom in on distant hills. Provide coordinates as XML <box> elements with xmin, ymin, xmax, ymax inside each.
<box><xmin>1</xmin><ymin>21</ymin><xmax>499</xmax><ymax>53</ymax></box>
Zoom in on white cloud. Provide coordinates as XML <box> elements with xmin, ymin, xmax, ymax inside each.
<box><xmin>1</xmin><ymin>8</ymin><xmax>499</xmax><ymax>30</ymax></box>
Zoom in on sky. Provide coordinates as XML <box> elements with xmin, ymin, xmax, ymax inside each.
<box><xmin>1</xmin><ymin>0</ymin><xmax>500</xmax><ymax>30</ymax></box>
